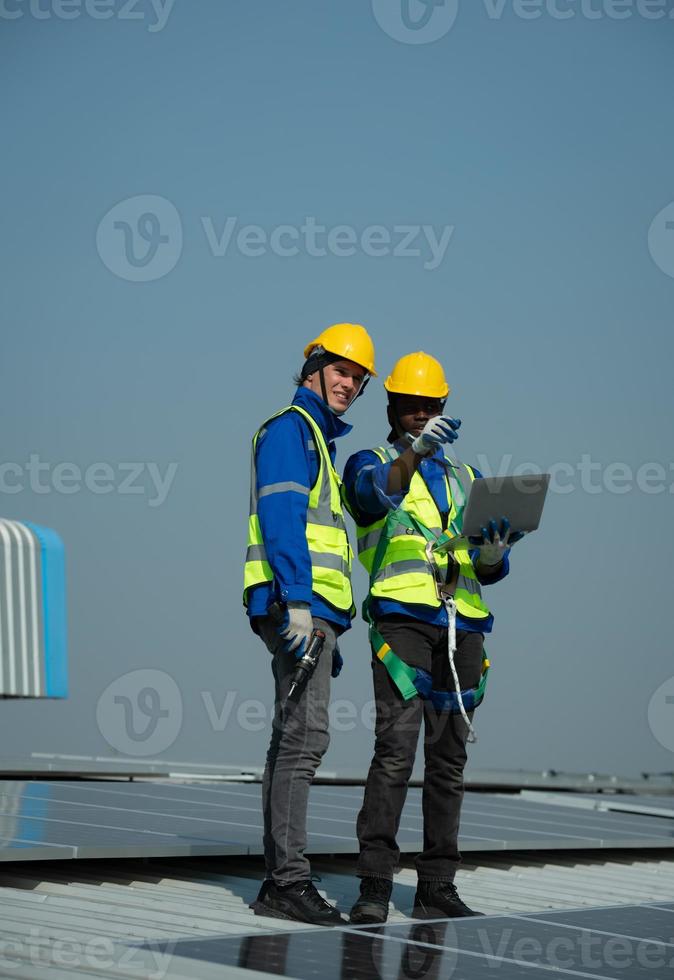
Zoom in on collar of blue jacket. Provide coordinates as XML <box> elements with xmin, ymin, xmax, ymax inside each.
<box><xmin>291</xmin><ymin>385</ymin><xmax>353</xmax><ymax>444</ymax></box>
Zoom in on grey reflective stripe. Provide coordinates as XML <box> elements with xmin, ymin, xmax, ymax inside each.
<box><xmin>358</xmin><ymin>528</ymin><xmax>383</xmax><ymax>554</ymax></box>
<box><xmin>245</xmin><ymin>544</ymin><xmax>267</xmax><ymax>563</ymax></box>
<box><xmin>370</xmin><ymin>447</ymin><xmax>389</xmax><ymax>462</ymax></box>
<box><xmin>358</xmin><ymin>519</ymin><xmax>428</xmax><ymax>556</ymax></box>
<box><xmin>307</xmin><ymin>439</ymin><xmax>316</xmax><ymax>451</ymax></box>
<box><xmin>374</xmin><ymin>445</ymin><xmax>399</xmax><ymax>462</ymax></box>
<box><xmin>259</xmin><ymin>481</ymin><xmax>309</xmax><ymax>499</ymax></box>
<box><xmin>309</xmin><ymin>551</ymin><xmax>348</xmax><ymax>572</ymax></box>
<box><xmin>315</xmin><ymin>439</ymin><xmax>335</xmax><ymax>519</ymax></box>
<box><xmin>248</xmin><ymin>451</ymin><xmax>258</xmax><ymax>514</ymax></box>
<box><xmin>310</xmin><ymin>515</ymin><xmax>347</xmax><ymax>531</ymax></box>
<box><xmin>457</xmin><ymin>573</ymin><xmax>481</xmax><ymax>597</ymax></box>
<box><xmin>374</xmin><ymin>558</ymin><xmax>429</xmax><ymax>580</ymax></box>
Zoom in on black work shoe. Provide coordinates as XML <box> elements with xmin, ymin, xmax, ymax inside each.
<box><xmin>254</xmin><ymin>879</ymin><xmax>345</xmax><ymax>926</ymax></box>
<box><xmin>349</xmin><ymin>876</ymin><xmax>393</xmax><ymax>924</ymax></box>
<box><xmin>248</xmin><ymin>878</ymin><xmax>273</xmax><ymax>910</ymax></box>
<box><xmin>412</xmin><ymin>880</ymin><xmax>483</xmax><ymax>919</ymax></box>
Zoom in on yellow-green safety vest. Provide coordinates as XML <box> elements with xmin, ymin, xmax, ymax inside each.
<box><xmin>355</xmin><ymin>446</ymin><xmax>491</xmax><ymax>622</ymax></box>
<box><xmin>243</xmin><ymin>405</ymin><xmax>354</xmax><ymax>615</ymax></box>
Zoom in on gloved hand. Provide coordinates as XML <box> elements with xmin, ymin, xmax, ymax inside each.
<box><xmin>331</xmin><ymin>645</ymin><xmax>343</xmax><ymax>678</ymax></box>
<box><xmin>409</xmin><ymin>416</ymin><xmax>461</xmax><ymax>456</ymax></box>
<box><xmin>469</xmin><ymin>517</ymin><xmax>524</xmax><ymax>567</ymax></box>
<box><xmin>278</xmin><ymin>601</ymin><xmax>313</xmax><ymax>656</ymax></box>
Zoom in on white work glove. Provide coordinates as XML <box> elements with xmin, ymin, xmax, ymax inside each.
<box><xmin>470</xmin><ymin>518</ymin><xmax>524</xmax><ymax>567</ymax></box>
<box><xmin>278</xmin><ymin>601</ymin><xmax>313</xmax><ymax>656</ymax></box>
<box><xmin>409</xmin><ymin>416</ymin><xmax>461</xmax><ymax>456</ymax></box>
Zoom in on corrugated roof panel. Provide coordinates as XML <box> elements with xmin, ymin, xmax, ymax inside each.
<box><xmin>2</xmin><ymin>853</ymin><xmax>674</xmax><ymax>977</ymax></box>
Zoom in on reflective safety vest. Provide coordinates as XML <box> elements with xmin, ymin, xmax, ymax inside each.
<box><xmin>356</xmin><ymin>446</ymin><xmax>491</xmax><ymax>623</ymax></box>
<box><xmin>243</xmin><ymin>405</ymin><xmax>354</xmax><ymax>615</ymax></box>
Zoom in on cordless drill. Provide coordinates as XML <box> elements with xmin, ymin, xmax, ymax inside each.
<box><xmin>287</xmin><ymin>629</ymin><xmax>326</xmax><ymax>700</ymax></box>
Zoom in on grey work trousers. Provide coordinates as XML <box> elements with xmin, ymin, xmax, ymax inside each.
<box><xmin>257</xmin><ymin>614</ymin><xmax>337</xmax><ymax>886</ymax></box>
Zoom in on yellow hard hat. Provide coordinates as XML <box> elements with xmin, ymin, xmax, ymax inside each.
<box><xmin>384</xmin><ymin>352</ymin><xmax>449</xmax><ymax>398</ymax></box>
<box><xmin>304</xmin><ymin>323</ymin><xmax>377</xmax><ymax>376</ymax></box>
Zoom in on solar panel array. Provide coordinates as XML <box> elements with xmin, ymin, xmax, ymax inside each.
<box><xmin>521</xmin><ymin>790</ymin><xmax>674</xmax><ymax>820</ymax></box>
<box><xmin>1</xmin><ymin>780</ymin><xmax>674</xmax><ymax>862</ymax></box>
<box><xmin>147</xmin><ymin>903</ymin><xmax>674</xmax><ymax>979</ymax></box>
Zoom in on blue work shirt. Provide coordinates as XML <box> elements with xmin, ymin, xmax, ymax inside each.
<box><xmin>246</xmin><ymin>386</ymin><xmax>353</xmax><ymax>631</ymax></box>
<box><xmin>342</xmin><ymin>442</ymin><xmax>509</xmax><ymax>634</ymax></box>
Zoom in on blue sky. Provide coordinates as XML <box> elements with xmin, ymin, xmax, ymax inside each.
<box><xmin>1</xmin><ymin>0</ymin><xmax>673</xmax><ymax>777</ymax></box>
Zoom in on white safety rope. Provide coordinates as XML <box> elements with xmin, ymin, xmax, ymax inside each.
<box><xmin>443</xmin><ymin>595</ymin><xmax>478</xmax><ymax>744</ymax></box>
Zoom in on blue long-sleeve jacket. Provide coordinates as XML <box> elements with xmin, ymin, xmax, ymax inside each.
<box><xmin>342</xmin><ymin>443</ymin><xmax>509</xmax><ymax>633</ymax></box>
<box><xmin>246</xmin><ymin>386</ymin><xmax>352</xmax><ymax>631</ymax></box>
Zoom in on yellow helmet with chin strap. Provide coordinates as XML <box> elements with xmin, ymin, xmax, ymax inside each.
<box><xmin>304</xmin><ymin>323</ymin><xmax>377</xmax><ymax>377</ymax></box>
<box><xmin>384</xmin><ymin>351</ymin><xmax>449</xmax><ymax>399</ymax></box>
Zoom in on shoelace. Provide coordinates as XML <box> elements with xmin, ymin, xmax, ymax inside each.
<box><xmin>436</xmin><ymin>881</ymin><xmax>471</xmax><ymax>907</ymax></box>
<box><xmin>363</xmin><ymin>877</ymin><xmax>392</xmax><ymax>900</ymax></box>
<box><xmin>298</xmin><ymin>880</ymin><xmax>333</xmax><ymax>912</ymax></box>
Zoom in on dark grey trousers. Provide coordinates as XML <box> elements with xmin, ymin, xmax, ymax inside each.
<box><xmin>356</xmin><ymin>617</ymin><xmax>484</xmax><ymax>882</ymax></box>
<box><xmin>257</xmin><ymin>615</ymin><xmax>337</xmax><ymax>886</ymax></box>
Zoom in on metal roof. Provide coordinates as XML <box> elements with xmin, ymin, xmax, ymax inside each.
<box><xmin>2</xmin><ymin>851</ymin><xmax>674</xmax><ymax>978</ymax></box>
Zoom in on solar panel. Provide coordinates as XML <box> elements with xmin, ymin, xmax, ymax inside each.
<box><xmin>522</xmin><ymin>790</ymin><xmax>674</xmax><ymax>820</ymax></box>
<box><xmin>143</xmin><ymin>903</ymin><xmax>674</xmax><ymax>979</ymax></box>
<box><xmin>1</xmin><ymin>780</ymin><xmax>674</xmax><ymax>862</ymax></box>
<box><xmin>2</xmin><ymin>758</ymin><xmax>667</xmax><ymax>798</ymax></box>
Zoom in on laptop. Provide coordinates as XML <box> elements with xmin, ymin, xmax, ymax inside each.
<box><xmin>433</xmin><ymin>473</ymin><xmax>550</xmax><ymax>553</ymax></box>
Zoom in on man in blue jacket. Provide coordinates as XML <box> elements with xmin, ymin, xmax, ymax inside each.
<box><xmin>243</xmin><ymin>323</ymin><xmax>377</xmax><ymax>925</ymax></box>
<box><xmin>342</xmin><ymin>352</ymin><xmax>520</xmax><ymax>924</ymax></box>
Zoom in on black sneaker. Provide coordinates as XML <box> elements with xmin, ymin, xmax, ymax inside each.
<box><xmin>349</xmin><ymin>876</ymin><xmax>393</xmax><ymax>924</ymax></box>
<box><xmin>248</xmin><ymin>878</ymin><xmax>273</xmax><ymax>911</ymax></box>
<box><xmin>254</xmin><ymin>879</ymin><xmax>345</xmax><ymax>926</ymax></box>
<box><xmin>412</xmin><ymin>881</ymin><xmax>483</xmax><ymax>919</ymax></box>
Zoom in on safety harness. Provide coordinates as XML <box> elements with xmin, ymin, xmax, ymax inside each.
<box><xmin>362</xmin><ymin>454</ymin><xmax>489</xmax><ymax>741</ymax></box>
